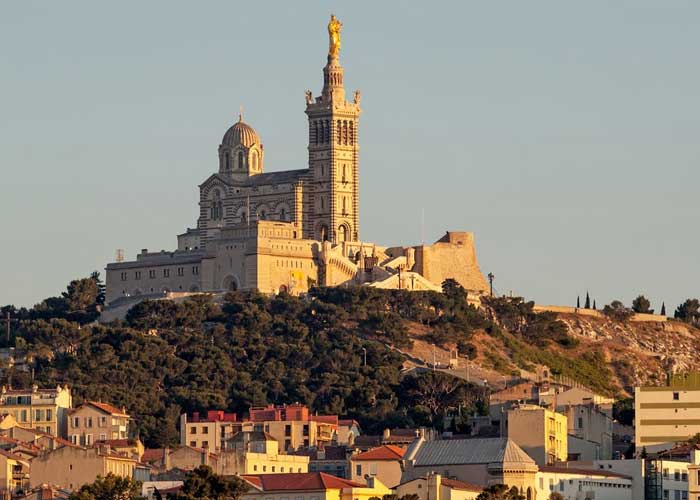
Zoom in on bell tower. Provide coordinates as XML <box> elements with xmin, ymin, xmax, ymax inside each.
<box><xmin>304</xmin><ymin>15</ymin><xmax>361</xmax><ymax>243</ymax></box>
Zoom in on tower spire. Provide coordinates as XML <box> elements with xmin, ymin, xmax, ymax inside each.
<box><xmin>322</xmin><ymin>15</ymin><xmax>345</xmax><ymax>102</ymax></box>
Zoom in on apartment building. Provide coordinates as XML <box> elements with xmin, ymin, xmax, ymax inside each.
<box><xmin>563</xmin><ymin>402</ymin><xmax>613</xmax><ymax>460</ymax></box>
<box><xmin>636</xmin><ymin>373</ymin><xmax>700</xmax><ymax>452</ymax></box>
<box><xmin>68</xmin><ymin>401</ymin><xmax>130</xmax><ymax>446</ymax></box>
<box><xmin>30</xmin><ymin>444</ymin><xmax>138</xmax><ymax>491</ymax></box>
<box><xmin>0</xmin><ymin>385</ymin><xmax>72</xmax><ymax>437</ymax></box>
<box><xmin>180</xmin><ymin>404</ymin><xmax>351</xmax><ymax>453</ymax></box>
<box><xmin>350</xmin><ymin>445</ymin><xmax>404</xmax><ymax>488</ymax></box>
<box><xmin>219</xmin><ymin>431</ymin><xmax>309</xmax><ymax>475</ymax></box>
<box><xmin>0</xmin><ymin>449</ymin><xmax>30</xmax><ymax>498</ymax></box>
<box><xmin>506</xmin><ymin>404</ymin><xmax>568</xmax><ymax>466</ymax></box>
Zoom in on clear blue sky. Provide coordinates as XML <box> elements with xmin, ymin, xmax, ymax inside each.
<box><xmin>1</xmin><ymin>1</ymin><xmax>698</xmax><ymax>311</ymax></box>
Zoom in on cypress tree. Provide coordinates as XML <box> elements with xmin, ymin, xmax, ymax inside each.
<box><xmin>577</xmin><ymin>296</ymin><xmax>580</xmax><ymax>308</ymax></box>
<box><xmin>585</xmin><ymin>292</ymin><xmax>591</xmax><ymax>309</ymax></box>
<box><xmin>661</xmin><ymin>302</ymin><xmax>666</xmax><ymax>316</ymax></box>
<box><xmin>593</xmin><ymin>299</ymin><xmax>597</xmax><ymax>310</ymax></box>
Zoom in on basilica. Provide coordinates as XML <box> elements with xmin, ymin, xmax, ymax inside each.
<box><xmin>104</xmin><ymin>16</ymin><xmax>488</xmax><ymax>307</ymax></box>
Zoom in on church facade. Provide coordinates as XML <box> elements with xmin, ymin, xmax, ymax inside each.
<box><xmin>104</xmin><ymin>16</ymin><xmax>488</xmax><ymax>306</ymax></box>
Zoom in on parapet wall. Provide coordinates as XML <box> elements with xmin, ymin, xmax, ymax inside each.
<box><xmin>533</xmin><ymin>305</ymin><xmax>667</xmax><ymax>323</ymax></box>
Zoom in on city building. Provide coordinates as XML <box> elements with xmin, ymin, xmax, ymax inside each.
<box><xmin>103</xmin><ymin>16</ymin><xmax>488</xmax><ymax>309</ymax></box>
<box><xmin>0</xmin><ymin>449</ymin><xmax>30</xmax><ymax>498</ymax></box>
<box><xmin>68</xmin><ymin>401</ymin><xmax>130</xmax><ymax>446</ymax></box>
<box><xmin>506</xmin><ymin>404</ymin><xmax>568</xmax><ymax>466</ymax></box>
<box><xmin>635</xmin><ymin>373</ymin><xmax>700</xmax><ymax>453</ymax></box>
<box><xmin>0</xmin><ymin>385</ymin><xmax>72</xmax><ymax>437</ymax></box>
<box><xmin>240</xmin><ymin>472</ymin><xmax>391</xmax><ymax>500</ymax></box>
<box><xmin>688</xmin><ymin>462</ymin><xmax>700</xmax><ymax>500</ymax></box>
<box><xmin>29</xmin><ymin>444</ymin><xmax>138</xmax><ymax>491</ymax></box>
<box><xmin>563</xmin><ymin>403</ymin><xmax>613</xmax><ymax>461</ymax></box>
<box><xmin>219</xmin><ymin>431</ymin><xmax>309</xmax><ymax>475</ymax></box>
<box><xmin>401</xmin><ymin>437</ymin><xmax>538</xmax><ymax>496</ymax></box>
<box><xmin>535</xmin><ymin>465</ymin><xmax>632</xmax><ymax>500</ymax></box>
<box><xmin>395</xmin><ymin>474</ymin><xmax>482</xmax><ymax>500</ymax></box>
<box><xmin>296</xmin><ymin>445</ymin><xmax>350</xmax><ymax>479</ymax></box>
<box><xmin>350</xmin><ymin>445</ymin><xmax>405</xmax><ymax>488</ymax></box>
<box><xmin>180</xmin><ymin>404</ymin><xmax>354</xmax><ymax>453</ymax></box>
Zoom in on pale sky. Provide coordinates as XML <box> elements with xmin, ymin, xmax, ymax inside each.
<box><xmin>1</xmin><ymin>1</ymin><xmax>698</xmax><ymax>311</ymax></box>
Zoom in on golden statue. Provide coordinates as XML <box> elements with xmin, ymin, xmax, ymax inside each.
<box><xmin>328</xmin><ymin>14</ymin><xmax>342</xmax><ymax>58</ymax></box>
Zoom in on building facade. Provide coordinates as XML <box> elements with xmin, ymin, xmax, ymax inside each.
<box><xmin>635</xmin><ymin>373</ymin><xmax>700</xmax><ymax>453</ymax></box>
<box><xmin>68</xmin><ymin>402</ymin><xmax>130</xmax><ymax>446</ymax></box>
<box><xmin>506</xmin><ymin>404</ymin><xmax>568</xmax><ymax>467</ymax></box>
<box><xmin>0</xmin><ymin>385</ymin><xmax>72</xmax><ymax>438</ymax></box>
<box><xmin>350</xmin><ymin>445</ymin><xmax>404</xmax><ymax>488</ymax></box>
<box><xmin>103</xmin><ymin>16</ymin><xmax>488</xmax><ymax>307</ymax></box>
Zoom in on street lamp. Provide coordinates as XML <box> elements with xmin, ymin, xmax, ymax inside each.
<box><xmin>487</xmin><ymin>272</ymin><xmax>495</xmax><ymax>296</ymax></box>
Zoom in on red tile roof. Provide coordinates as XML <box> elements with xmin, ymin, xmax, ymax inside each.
<box><xmin>351</xmin><ymin>445</ymin><xmax>405</xmax><ymax>461</ymax></box>
<box><xmin>241</xmin><ymin>472</ymin><xmax>366</xmax><ymax>491</ymax></box>
<box><xmin>142</xmin><ymin>448</ymin><xmax>165</xmax><ymax>464</ymax></box>
<box><xmin>441</xmin><ymin>478</ymin><xmax>483</xmax><ymax>492</ymax></box>
<box><xmin>86</xmin><ymin>401</ymin><xmax>129</xmax><ymax>416</ymax></box>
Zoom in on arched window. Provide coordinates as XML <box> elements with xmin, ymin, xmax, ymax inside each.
<box><xmin>342</xmin><ymin>196</ymin><xmax>347</xmax><ymax>214</ymax></box>
<box><xmin>338</xmin><ymin>225</ymin><xmax>348</xmax><ymax>242</ymax></box>
<box><xmin>225</xmin><ymin>152</ymin><xmax>230</xmax><ymax>170</ymax></box>
<box><xmin>320</xmin><ymin>225</ymin><xmax>328</xmax><ymax>241</ymax></box>
<box><xmin>343</xmin><ymin>121</ymin><xmax>348</xmax><ymax>145</ymax></box>
<box><xmin>238</xmin><ymin>151</ymin><xmax>244</xmax><ymax>170</ymax></box>
<box><xmin>342</xmin><ymin>164</ymin><xmax>347</xmax><ymax>183</ymax></box>
<box><xmin>349</xmin><ymin>122</ymin><xmax>354</xmax><ymax>145</ymax></box>
<box><xmin>324</xmin><ymin>120</ymin><xmax>330</xmax><ymax>143</ymax></box>
<box><xmin>280</xmin><ymin>208</ymin><xmax>286</xmax><ymax>220</ymax></box>
<box><xmin>337</xmin><ymin>120</ymin><xmax>342</xmax><ymax>144</ymax></box>
<box><xmin>312</xmin><ymin>121</ymin><xmax>318</xmax><ymax>144</ymax></box>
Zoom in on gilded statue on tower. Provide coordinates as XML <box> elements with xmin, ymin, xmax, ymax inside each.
<box><xmin>328</xmin><ymin>14</ymin><xmax>342</xmax><ymax>58</ymax></box>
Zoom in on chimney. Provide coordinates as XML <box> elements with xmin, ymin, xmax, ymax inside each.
<box><xmin>382</xmin><ymin>428</ymin><xmax>391</xmax><ymax>440</ymax></box>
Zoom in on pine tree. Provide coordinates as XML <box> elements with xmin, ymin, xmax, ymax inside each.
<box><xmin>661</xmin><ymin>302</ymin><xmax>666</xmax><ymax>316</ymax></box>
<box><xmin>577</xmin><ymin>296</ymin><xmax>580</xmax><ymax>308</ymax></box>
<box><xmin>585</xmin><ymin>292</ymin><xmax>591</xmax><ymax>309</ymax></box>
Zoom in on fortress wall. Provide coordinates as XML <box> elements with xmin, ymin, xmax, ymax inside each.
<box><xmin>533</xmin><ymin>305</ymin><xmax>667</xmax><ymax>322</ymax></box>
<box><xmin>413</xmin><ymin>232</ymin><xmax>489</xmax><ymax>293</ymax></box>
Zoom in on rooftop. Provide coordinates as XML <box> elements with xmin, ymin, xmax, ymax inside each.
<box><xmin>352</xmin><ymin>445</ymin><xmax>405</xmax><ymax>461</ymax></box>
<box><xmin>241</xmin><ymin>472</ymin><xmax>365</xmax><ymax>491</ymax></box>
<box><xmin>405</xmin><ymin>438</ymin><xmax>536</xmax><ymax>467</ymax></box>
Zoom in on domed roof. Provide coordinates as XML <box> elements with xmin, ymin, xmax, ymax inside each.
<box><xmin>222</xmin><ymin>115</ymin><xmax>260</xmax><ymax>148</ymax></box>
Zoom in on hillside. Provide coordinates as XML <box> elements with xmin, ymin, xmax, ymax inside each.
<box><xmin>2</xmin><ymin>276</ymin><xmax>699</xmax><ymax>447</ymax></box>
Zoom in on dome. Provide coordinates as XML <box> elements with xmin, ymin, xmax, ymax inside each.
<box><xmin>222</xmin><ymin>115</ymin><xmax>260</xmax><ymax>148</ymax></box>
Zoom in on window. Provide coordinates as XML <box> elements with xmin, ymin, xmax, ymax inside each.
<box><xmin>46</xmin><ymin>409</ymin><xmax>52</xmax><ymax>422</ymax></box>
<box><xmin>86</xmin><ymin>417</ymin><xmax>93</xmax><ymax>428</ymax></box>
<box><xmin>674</xmin><ymin>392</ymin><xmax>680</xmax><ymax>400</ymax></box>
<box><xmin>202</xmin><ymin>441</ymin><xmax>208</xmax><ymax>447</ymax></box>
<box><xmin>578</xmin><ymin>417</ymin><xmax>583</xmax><ymax>429</ymax></box>
<box><xmin>190</xmin><ymin>441</ymin><xmax>196</xmax><ymax>447</ymax></box>
<box><xmin>225</xmin><ymin>152</ymin><xmax>230</xmax><ymax>170</ymax></box>
<box><xmin>120</xmin><ymin>272</ymin><xmax>127</xmax><ymax>281</ymax></box>
<box><xmin>100</xmin><ymin>416</ymin><xmax>107</xmax><ymax>427</ymax></box>
<box><xmin>100</xmin><ymin>433</ymin><xmax>106</xmax><ymax>441</ymax></box>
<box><xmin>163</xmin><ymin>269</ymin><xmax>170</xmax><ymax>278</ymax></box>
<box><xmin>238</xmin><ymin>151</ymin><xmax>244</xmax><ymax>170</ymax></box>
<box><xmin>35</xmin><ymin>409</ymin><xmax>42</xmax><ymax>421</ymax></box>
<box><xmin>190</xmin><ymin>427</ymin><xmax>197</xmax><ymax>434</ymax></box>
<box><xmin>285</xmin><ymin>439</ymin><xmax>291</xmax><ymax>451</ymax></box>
<box><xmin>285</xmin><ymin>424</ymin><xmax>291</xmax><ymax>437</ymax></box>
<box><xmin>20</xmin><ymin>410</ymin><xmax>27</xmax><ymax>423</ymax></box>
<box><xmin>177</xmin><ymin>267</ymin><xmax>184</xmax><ymax>277</ymax></box>
<box><xmin>149</xmin><ymin>270</ymin><xmax>156</xmax><ymax>279</ymax></box>
<box><xmin>202</xmin><ymin>426</ymin><xmax>209</xmax><ymax>434</ymax></box>
<box><xmin>71</xmin><ymin>435</ymin><xmax>78</xmax><ymax>445</ymax></box>
<box><xmin>272</xmin><ymin>466</ymin><xmax>276</xmax><ymax>472</ymax></box>
<box><xmin>134</xmin><ymin>271</ymin><xmax>141</xmax><ymax>280</ymax></box>
<box><xmin>355</xmin><ymin>464</ymin><xmax>361</xmax><ymax>476</ymax></box>
<box><xmin>86</xmin><ymin>434</ymin><xmax>93</xmax><ymax>445</ymax></box>
<box><xmin>73</xmin><ymin>417</ymin><xmax>80</xmax><ymax>428</ymax></box>
<box><xmin>253</xmin><ymin>464</ymin><xmax>258</xmax><ymax>471</ymax></box>
<box><xmin>303</xmin><ymin>424</ymin><xmax>309</xmax><ymax>436</ymax></box>
<box><xmin>263</xmin><ymin>465</ymin><xmax>267</xmax><ymax>472</ymax></box>
<box><xmin>192</xmin><ymin>266</ymin><xmax>199</xmax><ymax>275</ymax></box>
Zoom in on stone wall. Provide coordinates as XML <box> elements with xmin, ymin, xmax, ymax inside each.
<box><xmin>533</xmin><ymin>305</ymin><xmax>667</xmax><ymax>323</ymax></box>
<box><xmin>412</xmin><ymin>232</ymin><xmax>489</xmax><ymax>293</ymax></box>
